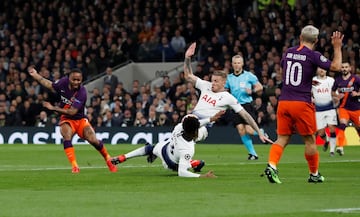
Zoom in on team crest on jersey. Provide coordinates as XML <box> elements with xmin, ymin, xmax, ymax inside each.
<box><xmin>320</xmin><ymin>55</ymin><xmax>328</xmax><ymax>62</ymax></box>
<box><xmin>184</xmin><ymin>154</ymin><xmax>191</xmax><ymax>160</ymax></box>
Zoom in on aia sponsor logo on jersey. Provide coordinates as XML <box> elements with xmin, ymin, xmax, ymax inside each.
<box><xmin>201</xmin><ymin>94</ymin><xmax>217</xmax><ymax>107</ymax></box>
<box><xmin>316</xmin><ymin>87</ymin><xmax>330</xmax><ymax>93</ymax></box>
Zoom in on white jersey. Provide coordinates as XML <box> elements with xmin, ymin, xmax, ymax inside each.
<box><xmin>312</xmin><ymin>76</ymin><xmax>335</xmax><ymax>111</ymax></box>
<box><xmin>152</xmin><ymin>118</ymin><xmax>210</xmax><ymax>178</ymax></box>
<box><xmin>312</xmin><ymin>76</ymin><xmax>338</xmax><ymax>129</ymax></box>
<box><xmin>192</xmin><ymin>79</ymin><xmax>243</xmax><ymax>119</ymax></box>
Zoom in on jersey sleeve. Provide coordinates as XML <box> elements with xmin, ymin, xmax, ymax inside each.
<box><xmin>177</xmin><ymin>151</ymin><xmax>200</xmax><ymax>178</ymax></box>
<box><xmin>313</xmin><ymin>51</ymin><xmax>331</xmax><ymax>71</ymax></box>
<box><xmin>226</xmin><ymin>93</ymin><xmax>244</xmax><ymax>113</ymax></box>
<box><xmin>52</xmin><ymin>77</ymin><xmax>65</xmax><ymax>92</ymax></box>
<box><xmin>224</xmin><ymin>77</ymin><xmax>230</xmax><ymax>90</ymax></box>
<box><xmin>249</xmin><ymin>73</ymin><xmax>259</xmax><ymax>85</ymax></box>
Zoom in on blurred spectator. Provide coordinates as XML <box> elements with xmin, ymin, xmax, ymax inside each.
<box><xmin>5</xmin><ymin>104</ymin><xmax>21</xmax><ymax>126</ymax></box>
<box><xmin>111</xmin><ymin>103</ymin><xmax>123</xmax><ymax>127</ymax></box>
<box><xmin>103</xmin><ymin>67</ymin><xmax>119</xmax><ymax>95</ymax></box>
<box><xmin>1</xmin><ymin>0</ymin><xmax>359</xmax><ymax>129</ymax></box>
<box><xmin>19</xmin><ymin>99</ymin><xmax>37</xmax><ymax>126</ymax></box>
<box><xmin>35</xmin><ymin>111</ymin><xmax>52</xmax><ymax>127</ymax></box>
<box><xmin>121</xmin><ymin>109</ymin><xmax>134</xmax><ymax>127</ymax></box>
<box><xmin>157</xmin><ymin>112</ymin><xmax>171</xmax><ymax>126</ymax></box>
<box><xmin>170</xmin><ymin>29</ymin><xmax>186</xmax><ymax>60</ymax></box>
<box><xmin>157</xmin><ymin>36</ymin><xmax>176</xmax><ymax>62</ymax></box>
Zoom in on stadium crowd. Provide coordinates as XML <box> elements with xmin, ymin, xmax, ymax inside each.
<box><xmin>0</xmin><ymin>0</ymin><xmax>359</xmax><ymax>128</ymax></box>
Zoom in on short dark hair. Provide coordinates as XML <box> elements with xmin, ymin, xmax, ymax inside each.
<box><xmin>182</xmin><ymin>115</ymin><xmax>200</xmax><ymax>136</ymax></box>
<box><xmin>69</xmin><ymin>68</ymin><xmax>83</xmax><ymax>76</ymax></box>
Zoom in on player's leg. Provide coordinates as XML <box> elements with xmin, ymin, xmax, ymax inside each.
<box><xmin>315</xmin><ymin>111</ymin><xmax>329</xmax><ymax>151</ymax></box>
<box><xmin>336</xmin><ymin>108</ymin><xmax>350</xmax><ymax>156</ymax></box>
<box><xmin>81</xmin><ymin>119</ymin><xmax>117</xmax><ymax>172</ymax></box>
<box><xmin>304</xmin><ymin>134</ymin><xmax>324</xmax><ymax>182</ymax></box>
<box><xmin>296</xmin><ymin>102</ymin><xmax>324</xmax><ymax>182</ymax></box>
<box><xmin>152</xmin><ymin>140</ymin><xmax>177</xmax><ymax>171</ymax></box>
<box><xmin>59</xmin><ymin>121</ymin><xmax>79</xmax><ymax>173</ymax></box>
<box><xmin>349</xmin><ymin>110</ymin><xmax>360</xmax><ymax>137</ymax></box>
<box><xmin>326</xmin><ymin>109</ymin><xmax>339</xmax><ymax>155</ymax></box>
<box><xmin>111</xmin><ymin>143</ymin><xmax>156</xmax><ymax>165</ymax></box>
<box><xmin>236</xmin><ymin>123</ymin><xmax>258</xmax><ymax>159</ymax></box>
<box><xmin>263</xmin><ymin>101</ymin><xmax>293</xmax><ymax>184</ymax></box>
<box><xmin>239</xmin><ymin>104</ymin><xmax>259</xmax><ymax>159</ymax></box>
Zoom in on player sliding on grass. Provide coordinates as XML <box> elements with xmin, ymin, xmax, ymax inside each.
<box><xmin>263</xmin><ymin>25</ymin><xmax>343</xmax><ymax>184</ymax></box>
<box><xmin>28</xmin><ymin>66</ymin><xmax>117</xmax><ymax>173</ymax></box>
<box><xmin>111</xmin><ymin>112</ymin><xmax>224</xmax><ymax>178</ymax></box>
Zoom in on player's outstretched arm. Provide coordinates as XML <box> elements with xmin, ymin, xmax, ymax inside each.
<box><xmin>28</xmin><ymin>66</ymin><xmax>55</xmax><ymax>92</ymax></box>
<box><xmin>238</xmin><ymin>109</ymin><xmax>267</xmax><ymax>143</ymax></box>
<box><xmin>184</xmin><ymin>42</ymin><xmax>198</xmax><ymax>85</ymax></box>
<box><xmin>329</xmin><ymin>31</ymin><xmax>344</xmax><ymax>72</ymax></box>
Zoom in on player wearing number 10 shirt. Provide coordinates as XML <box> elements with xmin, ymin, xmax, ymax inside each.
<box><xmin>263</xmin><ymin>25</ymin><xmax>343</xmax><ymax>184</ymax></box>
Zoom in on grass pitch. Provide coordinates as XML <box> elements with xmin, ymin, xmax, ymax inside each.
<box><xmin>0</xmin><ymin>143</ymin><xmax>359</xmax><ymax>217</ymax></box>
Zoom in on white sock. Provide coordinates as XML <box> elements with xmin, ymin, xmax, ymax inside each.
<box><xmin>329</xmin><ymin>137</ymin><xmax>336</xmax><ymax>153</ymax></box>
<box><xmin>125</xmin><ymin>146</ymin><xmax>146</xmax><ymax>159</ymax></box>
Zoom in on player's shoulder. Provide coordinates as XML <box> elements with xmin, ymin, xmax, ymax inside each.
<box><xmin>353</xmin><ymin>74</ymin><xmax>360</xmax><ymax>81</ymax></box>
<box><xmin>326</xmin><ymin>76</ymin><xmax>335</xmax><ymax>82</ymax></box>
<box><xmin>220</xmin><ymin>90</ymin><xmax>237</xmax><ymax>100</ymax></box>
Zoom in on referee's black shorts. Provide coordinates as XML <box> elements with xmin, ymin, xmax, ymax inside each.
<box><xmin>231</xmin><ymin>103</ymin><xmax>257</xmax><ymax>127</ymax></box>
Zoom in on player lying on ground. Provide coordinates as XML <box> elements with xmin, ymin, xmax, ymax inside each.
<box><xmin>111</xmin><ymin>111</ymin><xmax>225</xmax><ymax>178</ymax></box>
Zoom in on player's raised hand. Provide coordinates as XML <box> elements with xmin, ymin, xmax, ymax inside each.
<box><xmin>28</xmin><ymin>66</ymin><xmax>38</xmax><ymax>77</ymax></box>
<box><xmin>185</xmin><ymin>42</ymin><xmax>196</xmax><ymax>58</ymax></box>
<box><xmin>331</xmin><ymin>31</ymin><xmax>344</xmax><ymax>47</ymax></box>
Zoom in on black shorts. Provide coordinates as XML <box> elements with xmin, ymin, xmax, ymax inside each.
<box><xmin>232</xmin><ymin>103</ymin><xmax>257</xmax><ymax>127</ymax></box>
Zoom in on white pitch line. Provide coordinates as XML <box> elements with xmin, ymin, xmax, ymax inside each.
<box><xmin>0</xmin><ymin>159</ymin><xmax>359</xmax><ymax>172</ymax></box>
<box><xmin>320</xmin><ymin>208</ymin><xmax>360</xmax><ymax>213</ymax></box>
<box><xmin>0</xmin><ymin>164</ymin><xmax>162</xmax><ymax>172</ymax></box>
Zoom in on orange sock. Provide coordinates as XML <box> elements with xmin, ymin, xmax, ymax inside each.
<box><xmin>64</xmin><ymin>147</ymin><xmax>78</xmax><ymax>168</ymax></box>
<box><xmin>268</xmin><ymin>144</ymin><xmax>284</xmax><ymax>168</ymax></box>
<box><xmin>93</xmin><ymin>140</ymin><xmax>111</xmax><ymax>160</ymax></box>
<box><xmin>99</xmin><ymin>146</ymin><xmax>111</xmax><ymax>161</ymax></box>
<box><xmin>337</xmin><ymin>129</ymin><xmax>346</xmax><ymax>147</ymax></box>
<box><xmin>305</xmin><ymin>151</ymin><xmax>319</xmax><ymax>174</ymax></box>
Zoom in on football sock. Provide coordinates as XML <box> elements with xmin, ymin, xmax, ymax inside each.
<box><xmin>337</xmin><ymin>124</ymin><xmax>347</xmax><ymax>147</ymax></box>
<box><xmin>96</xmin><ymin>140</ymin><xmax>111</xmax><ymax>160</ymax></box>
<box><xmin>329</xmin><ymin>132</ymin><xmax>336</xmax><ymax>152</ymax></box>
<box><xmin>240</xmin><ymin>134</ymin><xmax>257</xmax><ymax>156</ymax></box>
<box><xmin>268</xmin><ymin>143</ymin><xmax>284</xmax><ymax>169</ymax></box>
<box><xmin>305</xmin><ymin>151</ymin><xmax>319</xmax><ymax>175</ymax></box>
<box><xmin>63</xmin><ymin>140</ymin><xmax>78</xmax><ymax>168</ymax></box>
<box><xmin>125</xmin><ymin>146</ymin><xmax>147</xmax><ymax>159</ymax></box>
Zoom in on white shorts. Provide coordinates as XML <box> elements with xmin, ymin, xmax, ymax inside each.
<box><xmin>315</xmin><ymin>109</ymin><xmax>338</xmax><ymax>130</ymax></box>
<box><xmin>152</xmin><ymin>139</ymin><xmax>174</xmax><ymax>170</ymax></box>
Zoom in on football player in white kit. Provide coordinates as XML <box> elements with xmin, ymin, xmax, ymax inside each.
<box><xmin>184</xmin><ymin>42</ymin><xmax>268</xmax><ymax>144</ymax></box>
<box><xmin>110</xmin><ymin>112</ymin><xmax>224</xmax><ymax>178</ymax></box>
<box><xmin>312</xmin><ymin>67</ymin><xmax>338</xmax><ymax>156</ymax></box>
